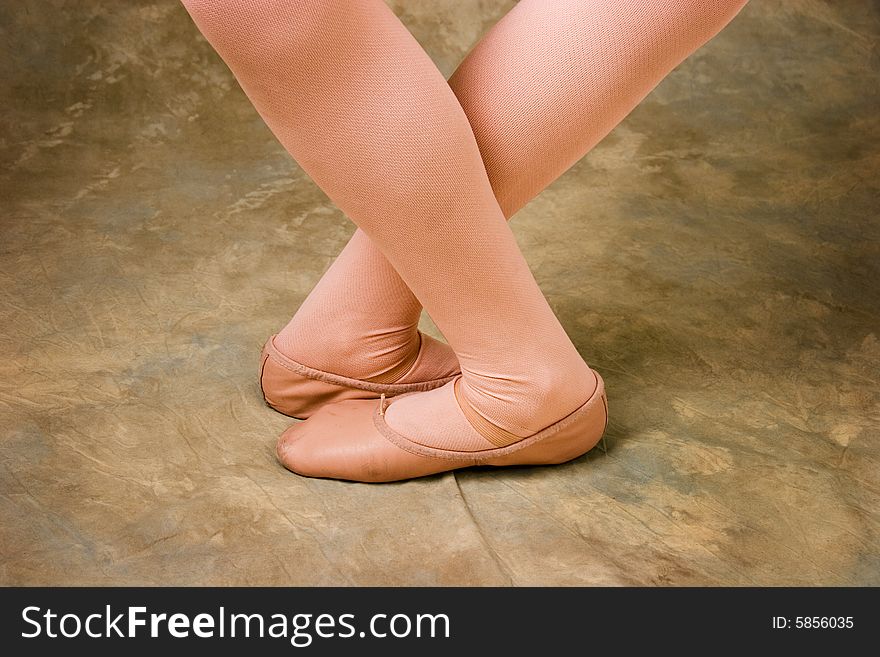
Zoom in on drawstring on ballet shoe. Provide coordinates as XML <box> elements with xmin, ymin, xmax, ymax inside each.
<box><xmin>379</xmin><ymin>393</ymin><xmax>387</xmax><ymax>417</ymax></box>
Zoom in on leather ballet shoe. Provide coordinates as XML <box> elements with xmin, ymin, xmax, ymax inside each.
<box><xmin>260</xmin><ymin>332</ymin><xmax>460</xmax><ymax>420</ymax></box>
<box><xmin>275</xmin><ymin>370</ymin><xmax>608</xmax><ymax>483</ymax></box>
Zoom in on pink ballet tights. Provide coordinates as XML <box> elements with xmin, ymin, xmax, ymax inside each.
<box><xmin>182</xmin><ymin>0</ymin><xmax>747</xmax><ymax>446</ymax></box>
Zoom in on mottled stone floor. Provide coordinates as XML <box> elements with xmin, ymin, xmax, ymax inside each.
<box><xmin>1</xmin><ymin>1</ymin><xmax>877</xmax><ymax>585</ymax></box>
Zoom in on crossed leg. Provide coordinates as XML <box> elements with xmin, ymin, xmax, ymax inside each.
<box><xmin>182</xmin><ymin>0</ymin><xmax>747</xmax><ymax>481</ymax></box>
<box><xmin>272</xmin><ymin>0</ymin><xmax>749</xmax><ymax>391</ymax></box>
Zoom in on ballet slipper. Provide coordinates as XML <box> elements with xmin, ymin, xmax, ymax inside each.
<box><xmin>260</xmin><ymin>332</ymin><xmax>459</xmax><ymax>419</ymax></box>
<box><xmin>275</xmin><ymin>370</ymin><xmax>607</xmax><ymax>483</ymax></box>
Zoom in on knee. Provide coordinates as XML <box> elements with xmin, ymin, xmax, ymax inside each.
<box><xmin>180</xmin><ymin>0</ymin><xmax>327</xmax><ymax>75</ymax></box>
<box><xmin>181</xmin><ymin>0</ymin><xmax>276</xmax><ymax>45</ymax></box>
<box><xmin>665</xmin><ymin>0</ymin><xmax>749</xmax><ymax>50</ymax></box>
<box><xmin>181</xmin><ymin>0</ymin><xmax>245</xmax><ymax>48</ymax></box>
<box><xmin>184</xmin><ymin>0</ymin><xmax>353</xmax><ymax>77</ymax></box>
<box><xmin>181</xmin><ymin>0</ymin><xmax>338</xmax><ymax>41</ymax></box>
<box><xmin>180</xmin><ymin>0</ymin><xmax>232</xmax><ymax>29</ymax></box>
<box><xmin>700</xmin><ymin>0</ymin><xmax>750</xmax><ymax>28</ymax></box>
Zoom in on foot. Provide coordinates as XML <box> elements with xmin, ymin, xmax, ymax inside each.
<box><xmin>275</xmin><ymin>370</ymin><xmax>607</xmax><ymax>483</ymax></box>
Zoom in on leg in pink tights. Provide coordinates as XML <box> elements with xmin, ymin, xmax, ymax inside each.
<box><xmin>271</xmin><ymin>0</ymin><xmax>749</xmax><ymax>406</ymax></box>
<box><xmin>184</xmin><ymin>0</ymin><xmax>591</xmax><ymax>420</ymax></box>
<box><xmin>182</xmin><ymin>0</ymin><xmax>747</xmax><ymax>481</ymax></box>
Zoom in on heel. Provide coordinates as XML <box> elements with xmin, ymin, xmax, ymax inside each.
<box><xmin>259</xmin><ymin>335</ymin><xmax>458</xmax><ymax>420</ymax></box>
<box><xmin>260</xmin><ymin>340</ymin><xmax>375</xmax><ymax>419</ymax></box>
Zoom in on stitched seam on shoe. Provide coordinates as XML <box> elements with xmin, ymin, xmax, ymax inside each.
<box><xmin>601</xmin><ymin>394</ymin><xmax>609</xmax><ymax>435</ymax></box>
<box><xmin>258</xmin><ymin>349</ymin><xmax>274</xmax><ymax>404</ymax></box>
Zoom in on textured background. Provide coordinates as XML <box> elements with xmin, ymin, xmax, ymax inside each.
<box><xmin>1</xmin><ymin>1</ymin><xmax>878</xmax><ymax>585</ymax></box>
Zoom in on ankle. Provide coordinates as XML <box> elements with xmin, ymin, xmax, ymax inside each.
<box><xmin>275</xmin><ymin>318</ymin><xmax>422</xmax><ymax>382</ymax></box>
<box><xmin>459</xmin><ymin>357</ymin><xmax>595</xmax><ymax>438</ymax></box>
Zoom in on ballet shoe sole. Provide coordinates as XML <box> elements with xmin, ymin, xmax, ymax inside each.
<box><xmin>260</xmin><ymin>334</ymin><xmax>458</xmax><ymax>419</ymax></box>
<box><xmin>276</xmin><ymin>370</ymin><xmax>608</xmax><ymax>483</ymax></box>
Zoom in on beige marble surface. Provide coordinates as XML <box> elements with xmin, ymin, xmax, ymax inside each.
<box><xmin>1</xmin><ymin>1</ymin><xmax>877</xmax><ymax>585</ymax></box>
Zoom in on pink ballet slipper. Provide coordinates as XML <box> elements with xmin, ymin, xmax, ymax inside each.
<box><xmin>260</xmin><ymin>332</ymin><xmax>458</xmax><ymax>419</ymax></box>
<box><xmin>275</xmin><ymin>370</ymin><xmax>607</xmax><ymax>483</ymax></box>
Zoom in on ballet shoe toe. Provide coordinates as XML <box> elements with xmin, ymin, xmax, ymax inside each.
<box><xmin>275</xmin><ymin>399</ymin><xmax>443</xmax><ymax>482</ymax></box>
